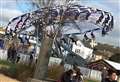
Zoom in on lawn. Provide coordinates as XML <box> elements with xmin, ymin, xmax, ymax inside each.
<box><xmin>85</xmin><ymin>79</ymin><xmax>100</xmax><ymax>82</ymax></box>
<box><xmin>0</xmin><ymin>60</ymin><xmax>34</xmax><ymax>82</ymax></box>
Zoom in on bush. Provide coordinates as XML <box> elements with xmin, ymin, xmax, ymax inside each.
<box><xmin>0</xmin><ymin>60</ymin><xmax>35</xmax><ymax>82</ymax></box>
<box><xmin>0</xmin><ymin>60</ymin><xmax>17</xmax><ymax>77</ymax></box>
<box><xmin>48</xmin><ymin>64</ymin><xmax>64</xmax><ymax>80</ymax></box>
<box><xmin>15</xmin><ymin>64</ymin><xmax>35</xmax><ymax>82</ymax></box>
<box><xmin>0</xmin><ymin>60</ymin><xmax>14</xmax><ymax>66</ymax></box>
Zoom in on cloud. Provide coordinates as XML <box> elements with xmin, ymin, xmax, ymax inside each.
<box><xmin>0</xmin><ymin>8</ymin><xmax>23</xmax><ymax>26</ymax></box>
<box><xmin>79</xmin><ymin>0</ymin><xmax>120</xmax><ymax>47</ymax></box>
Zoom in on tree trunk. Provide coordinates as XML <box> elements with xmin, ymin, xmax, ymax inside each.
<box><xmin>34</xmin><ymin>34</ymin><xmax>53</xmax><ymax>80</ymax></box>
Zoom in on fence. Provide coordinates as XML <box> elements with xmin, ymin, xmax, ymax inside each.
<box><xmin>0</xmin><ymin>49</ymin><xmax>7</xmax><ymax>60</ymax></box>
<box><xmin>64</xmin><ymin>64</ymin><xmax>101</xmax><ymax>81</ymax></box>
<box><xmin>0</xmin><ymin>49</ymin><xmax>30</xmax><ymax>64</ymax></box>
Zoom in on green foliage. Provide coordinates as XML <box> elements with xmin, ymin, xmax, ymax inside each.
<box><xmin>0</xmin><ymin>60</ymin><xmax>35</xmax><ymax>82</ymax></box>
<box><xmin>0</xmin><ymin>60</ymin><xmax>16</xmax><ymax>78</ymax></box>
<box><xmin>0</xmin><ymin>60</ymin><xmax>14</xmax><ymax>66</ymax></box>
<box><xmin>85</xmin><ymin>79</ymin><xmax>99</xmax><ymax>82</ymax></box>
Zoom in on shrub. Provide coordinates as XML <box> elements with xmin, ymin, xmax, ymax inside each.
<box><xmin>15</xmin><ymin>64</ymin><xmax>35</xmax><ymax>82</ymax></box>
<box><xmin>0</xmin><ymin>60</ymin><xmax>35</xmax><ymax>82</ymax></box>
<box><xmin>47</xmin><ymin>64</ymin><xmax>64</xmax><ymax>80</ymax></box>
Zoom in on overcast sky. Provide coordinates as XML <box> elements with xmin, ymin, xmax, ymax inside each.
<box><xmin>0</xmin><ymin>0</ymin><xmax>120</xmax><ymax>47</ymax></box>
<box><xmin>80</xmin><ymin>0</ymin><xmax>120</xmax><ymax>47</ymax></box>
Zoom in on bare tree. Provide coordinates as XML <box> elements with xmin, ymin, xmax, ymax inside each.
<box><xmin>32</xmin><ymin>0</ymin><xmax>74</xmax><ymax>80</ymax></box>
<box><xmin>6</xmin><ymin>0</ymin><xmax>114</xmax><ymax>80</ymax></box>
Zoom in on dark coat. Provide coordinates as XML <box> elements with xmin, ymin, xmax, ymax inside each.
<box><xmin>7</xmin><ymin>47</ymin><xmax>12</xmax><ymax>58</ymax></box>
<box><xmin>7</xmin><ymin>47</ymin><xmax>17</xmax><ymax>59</ymax></box>
<box><xmin>104</xmin><ymin>78</ymin><xmax>118</xmax><ymax>82</ymax></box>
<box><xmin>60</xmin><ymin>70</ymin><xmax>73</xmax><ymax>82</ymax></box>
<box><xmin>60</xmin><ymin>73</ymin><xmax>72</xmax><ymax>82</ymax></box>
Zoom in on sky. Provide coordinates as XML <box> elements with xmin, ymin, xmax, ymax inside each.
<box><xmin>79</xmin><ymin>0</ymin><xmax>120</xmax><ymax>47</ymax></box>
<box><xmin>0</xmin><ymin>0</ymin><xmax>120</xmax><ymax>47</ymax></box>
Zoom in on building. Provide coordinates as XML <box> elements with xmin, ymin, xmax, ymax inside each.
<box><xmin>88</xmin><ymin>59</ymin><xmax>120</xmax><ymax>75</ymax></box>
<box><xmin>88</xmin><ymin>59</ymin><xmax>120</xmax><ymax>81</ymax></box>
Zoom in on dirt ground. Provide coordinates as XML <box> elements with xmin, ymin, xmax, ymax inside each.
<box><xmin>0</xmin><ymin>74</ymin><xmax>20</xmax><ymax>82</ymax></box>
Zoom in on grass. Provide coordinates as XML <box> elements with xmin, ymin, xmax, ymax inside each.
<box><xmin>0</xmin><ymin>60</ymin><xmax>15</xmax><ymax>66</ymax></box>
<box><xmin>0</xmin><ymin>60</ymin><xmax>35</xmax><ymax>82</ymax></box>
<box><xmin>0</xmin><ymin>60</ymin><xmax>17</xmax><ymax>76</ymax></box>
<box><xmin>85</xmin><ymin>79</ymin><xmax>100</xmax><ymax>82</ymax></box>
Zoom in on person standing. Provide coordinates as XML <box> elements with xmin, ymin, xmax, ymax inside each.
<box><xmin>11</xmin><ymin>44</ymin><xmax>17</xmax><ymax>63</ymax></box>
<box><xmin>29</xmin><ymin>51</ymin><xmax>34</xmax><ymax>66</ymax></box>
<box><xmin>16</xmin><ymin>53</ymin><xmax>20</xmax><ymax>63</ymax></box>
<box><xmin>73</xmin><ymin>67</ymin><xmax>83</xmax><ymax>82</ymax></box>
<box><xmin>57</xmin><ymin>69</ymin><xmax>74</xmax><ymax>82</ymax></box>
<box><xmin>7</xmin><ymin>46</ymin><xmax>12</xmax><ymax>61</ymax></box>
<box><xmin>7</xmin><ymin>44</ymin><xmax>17</xmax><ymax>63</ymax></box>
<box><xmin>101</xmin><ymin>67</ymin><xmax>109</xmax><ymax>82</ymax></box>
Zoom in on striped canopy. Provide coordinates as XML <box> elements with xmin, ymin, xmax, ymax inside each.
<box><xmin>5</xmin><ymin>4</ymin><xmax>114</xmax><ymax>65</ymax></box>
<box><xmin>5</xmin><ymin>4</ymin><xmax>114</xmax><ymax>38</ymax></box>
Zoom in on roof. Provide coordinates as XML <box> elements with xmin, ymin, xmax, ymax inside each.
<box><xmin>104</xmin><ymin>59</ymin><xmax>120</xmax><ymax>71</ymax></box>
<box><xmin>88</xmin><ymin>59</ymin><xmax>120</xmax><ymax>72</ymax></box>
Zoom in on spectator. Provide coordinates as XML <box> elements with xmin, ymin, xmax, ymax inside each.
<box><xmin>57</xmin><ymin>69</ymin><xmax>74</xmax><ymax>82</ymax></box>
<box><xmin>7</xmin><ymin>46</ymin><xmax>12</xmax><ymax>61</ymax></box>
<box><xmin>73</xmin><ymin>67</ymin><xmax>83</xmax><ymax>82</ymax></box>
<box><xmin>16</xmin><ymin>54</ymin><xmax>20</xmax><ymax>63</ymax></box>
<box><xmin>11</xmin><ymin>44</ymin><xmax>17</xmax><ymax>63</ymax></box>
<box><xmin>7</xmin><ymin>44</ymin><xmax>17</xmax><ymax>63</ymax></box>
<box><xmin>101</xmin><ymin>67</ymin><xmax>109</xmax><ymax>82</ymax></box>
<box><xmin>29</xmin><ymin>51</ymin><xmax>34</xmax><ymax>66</ymax></box>
<box><xmin>104</xmin><ymin>70</ymin><xmax>118</xmax><ymax>82</ymax></box>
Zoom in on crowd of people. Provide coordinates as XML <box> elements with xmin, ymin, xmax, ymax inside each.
<box><xmin>101</xmin><ymin>67</ymin><xmax>118</xmax><ymax>82</ymax></box>
<box><xmin>7</xmin><ymin>43</ymin><xmax>35</xmax><ymax>65</ymax></box>
<box><xmin>57</xmin><ymin>67</ymin><xmax>83</xmax><ymax>82</ymax></box>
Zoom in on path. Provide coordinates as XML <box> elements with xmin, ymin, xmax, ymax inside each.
<box><xmin>0</xmin><ymin>74</ymin><xmax>20</xmax><ymax>82</ymax></box>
